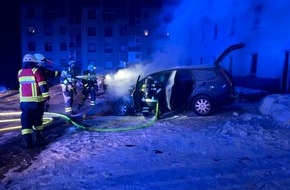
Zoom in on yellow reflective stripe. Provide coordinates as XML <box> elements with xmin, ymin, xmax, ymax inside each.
<box><xmin>31</xmin><ymin>82</ymin><xmax>36</xmax><ymax>97</ymax></box>
<box><xmin>33</xmin><ymin>125</ymin><xmax>43</xmax><ymax>130</ymax></box>
<box><xmin>42</xmin><ymin>92</ymin><xmax>49</xmax><ymax>98</ymax></box>
<box><xmin>55</xmin><ymin>71</ymin><xmax>59</xmax><ymax>77</ymax></box>
<box><xmin>32</xmin><ymin>68</ymin><xmax>38</xmax><ymax>74</ymax></box>
<box><xmin>19</xmin><ymin>76</ymin><xmax>36</xmax><ymax>83</ymax></box>
<box><xmin>22</xmin><ymin>128</ymin><xmax>33</xmax><ymax>135</ymax></box>
<box><xmin>38</xmin><ymin>81</ymin><xmax>47</xmax><ymax>86</ymax></box>
<box><xmin>20</xmin><ymin>96</ymin><xmax>45</xmax><ymax>102</ymax></box>
<box><xmin>65</xmin><ymin>107</ymin><xmax>72</xmax><ymax>112</ymax></box>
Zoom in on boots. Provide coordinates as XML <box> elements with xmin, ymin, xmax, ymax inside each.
<box><xmin>22</xmin><ymin>134</ymin><xmax>33</xmax><ymax>149</ymax></box>
<box><xmin>35</xmin><ymin>130</ymin><xmax>46</xmax><ymax>144</ymax></box>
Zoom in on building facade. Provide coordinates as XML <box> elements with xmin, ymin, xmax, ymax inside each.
<box><xmin>19</xmin><ymin>0</ymin><xmax>290</xmax><ymax>92</ymax></box>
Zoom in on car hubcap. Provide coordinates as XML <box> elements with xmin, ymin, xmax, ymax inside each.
<box><xmin>195</xmin><ymin>99</ymin><xmax>210</xmax><ymax>114</ymax></box>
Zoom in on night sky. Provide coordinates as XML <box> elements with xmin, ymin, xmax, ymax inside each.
<box><xmin>0</xmin><ymin>1</ymin><xmax>21</xmax><ymax>89</ymax></box>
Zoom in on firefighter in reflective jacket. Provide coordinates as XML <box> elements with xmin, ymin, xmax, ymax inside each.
<box><xmin>18</xmin><ymin>54</ymin><xmax>50</xmax><ymax>149</ymax></box>
<box><xmin>141</xmin><ymin>76</ymin><xmax>163</xmax><ymax>118</ymax></box>
<box><xmin>77</xmin><ymin>64</ymin><xmax>98</xmax><ymax>109</ymax></box>
<box><xmin>34</xmin><ymin>53</ymin><xmax>61</xmax><ymax>111</ymax></box>
<box><xmin>60</xmin><ymin>60</ymin><xmax>78</xmax><ymax>115</ymax></box>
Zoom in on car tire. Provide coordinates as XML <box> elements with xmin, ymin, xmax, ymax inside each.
<box><xmin>192</xmin><ymin>95</ymin><xmax>213</xmax><ymax>116</ymax></box>
<box><xmin>114</xmin><ymin>97</ymin><xmax>133</xmax><ymax>116</ymax></box>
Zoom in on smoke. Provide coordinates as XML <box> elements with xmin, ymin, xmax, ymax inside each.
<box><xmin>104</xmin><ymin>0</ymin><xmax>284</xmax><ymax>97</ymax></box>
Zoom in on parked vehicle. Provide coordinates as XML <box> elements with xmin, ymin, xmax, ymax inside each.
<box><xmin>115</xmin><ymin>43</ymin><xmax>245</xmax><ymax>116</ymax></box>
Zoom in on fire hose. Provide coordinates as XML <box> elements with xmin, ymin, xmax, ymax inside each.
<box><xmin>0</xmin><ymin>102</ymin><xmax>159</xmax><ymax>133</ymax></box>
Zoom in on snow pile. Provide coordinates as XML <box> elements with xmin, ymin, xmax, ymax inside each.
<box><xmin>259</xmin><ymin>94</ymin><xmax>290</xmax><ymax>128</ymax></box>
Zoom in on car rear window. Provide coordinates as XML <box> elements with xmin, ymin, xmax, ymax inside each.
<box><xmin>192</xmin><ymin>70</ymin><xmax>218</xmax><ymax>81</ymax></box>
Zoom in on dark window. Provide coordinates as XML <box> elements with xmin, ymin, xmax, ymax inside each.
<box><xmin>88</xmin><ymin>44</ymin><xmax>96</xmax><ymax>52</ymax></box>
<box><xmin>60</xmin><ymin>43</ymin><xmax>67</xmax><ymax>51</ymax></box>
<box><xmin>44</xmin><ymin>25</ymin><xmax>53</xmax><ymax>35</ymax></box>
<box><xmin>120</xmin><ymin>44</ymin><xmax>127</xmax><ymax>52</ymax></box>
<box><xmin>250</xmin><ymin>53</ymin><xmax>258</xmax><ymax>75</ymax></box>
<box><xmin>105</xmin><ymin>44</ymin><xmax>113</xmax><ymax>53</ymax></box>
<box><xmin>211</xmin><ymin>24</ymin><xmax>217</xmax><ymax>40</ymax></box>
<box><xmin>28</xmin><ymin>42</ymin><xmax>36</xmax><ymax>51</ymax></box>
<box><xmin>60</xmin><ymin>26</ymin><xmax>67</xmax><ymax>35</ymax></box>
<box><xmin>135</xmin><ymin>53</ymin><xmax>141</xmax><ymax>59</ymax></box>
<box><xmin>135</xmin><ymin>37</ymin><xmax>141</xmax><ymax>44</ymax></box>
<box><xmin>192</xmin><ymin>70</ymin><xmax>217</xmax><ymax>81</ymax></box>
<box><xmin>143</xmin><ymin>10</ymin><xmax>149</xmax><ymax>18</ymax></box>
<box><xmin>27</xmin><ymin>26</ymin><xmax>36</xmax><ymax>35</ymax></box>
<box><xmin>60</xmin><ymin>59</ymin><xmax>68</xmax><ymax>67</ymax></box>
<box><xmin>105</xmin><ymin>27</ymin><xmax>113</xmax><ymax>37</ymax></box>
<box><xmin>88</xmin><ymin>10</ymin><xmax>96</xmax><ymax>20</ymax></box>
<box><xmin>43</xmin><ymin>10</ymin><xmax>56</xmax><ymax>21</ymax></box>
<box><xmin>253</xmin><ymin>5</ymin><xmax>262</xmax><ymax>29</ymax></box>
<box><xmin>45</xmin><ymin>43</ymin><xmax>53</xmax><ymax>52</ymax></box>
<box><xmin>103</xmin><ymin>12</ymin><xmax>115</xmax><ymax>22</ymax></box>
<box><xmin>120</xmin><ymin>26</ymin><xmax>127</xmax><ymax>36</ymax></box>
<box><xmin>88</xmin><ymin>27</ymin><xmax>96</xmax><ymax>36</ymax></box>
<box><xmin>27</xmin><ymin>7</ymin><xmax>35</xmax><ymax>18</ymax></box>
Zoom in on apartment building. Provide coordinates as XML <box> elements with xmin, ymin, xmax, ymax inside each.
<box><xmin>19</xmin><ymin>0</ymin><xmax>289</xmax><ymax>92</ymax></box>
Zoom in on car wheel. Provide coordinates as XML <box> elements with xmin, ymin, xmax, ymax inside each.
<box><xmin>114</xmin><ymin>97</ymin><xmax>133</xmax><ymax>116</ymax></box>
<box><xmin>192</xmin><ymin>95</ymin><xmax>212</xmax><ymax>116</ymax></box>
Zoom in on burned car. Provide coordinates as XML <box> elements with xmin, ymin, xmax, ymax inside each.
<box><xmin>115</xmin><ymin>43</ymin><xmax>245</xmax><ymax>116</ymax></box>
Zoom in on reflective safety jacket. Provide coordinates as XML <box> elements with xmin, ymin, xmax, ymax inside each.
<box><xmin>60</xmin><ymin>68</ymin><xmax>77</xmax><ymax>91</ymax></box>
<box><xmin>18</xmin><ymin>68</ymin><xmax>50</xmax><ymax>102</ymax></box>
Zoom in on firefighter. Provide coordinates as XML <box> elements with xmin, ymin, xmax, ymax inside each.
<box><xmin>34</xmin><ymin>53</ymin><xmax>61</xmax><ymax>111</ymax></box>
<box><xmin>60</xmin><ymin>60</ymin><xmax>78</xmax><ymax>115</ymax></box>
<box><xmin>140</xmin><ymin>76</ymin><xmax>163</xmax><ymax>118</ymax></box>
<box><xmin>77</xmin><ymin>64</ymin><xmax>98</xmax><ymax>109</ymax></box>
<box><xmin>18</xmin><ymin>54</ymin><xmax>50</xmax><ymax>148</ymax></box>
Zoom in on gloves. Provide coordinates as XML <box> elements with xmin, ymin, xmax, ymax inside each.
<box><xmin>67</xmin><ymin>84</ymin><xmax>74</xmax><ymax>91</ymax></box>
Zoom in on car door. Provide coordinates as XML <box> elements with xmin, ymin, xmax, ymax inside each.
<box><xmin>165</xmin><ymin>70</ymin><xmax>177</xmax><ymax>110</ymax></box>
<box><xmin>131</xmin><ymin>75</ymin><xmax>142</xmax><ymax>112</ymax></box>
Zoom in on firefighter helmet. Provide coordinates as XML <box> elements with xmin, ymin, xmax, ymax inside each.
<box><xmin>22</xmin><ymin>54</ymin><xmax>37</xmax><ymax>63</ymax></box>
<box><xmin>87</xmin><ymin>64</ymin><xmax>96</xmax><ymax>71</ymax></box>
<box><xmin>34</xmin><ymin>53</ymin><xmax>46</xmax><ymax>64</ymax></box>
<box><xmin>68</xmin><ymin>60</ymin><xmax>76</xmax><ymax>67</ymax></box>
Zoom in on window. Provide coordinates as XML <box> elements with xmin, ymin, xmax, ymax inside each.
<box><xmin>60</xmin><ymin>26</ymin><xmax>67</xmax><ymax>35</ymax></box>
<box><xmin>135</xmin><ymin>52</ymin><xmax>141</xmax><ymax>59</ymax></box>
<box><xmin>105</xmin><ymin>61</ymin><xmax>113</xmax><ymax>69</ymax></box>
<box><xmin>120</xmin><ymin>26</ymin><xmax>127</xmax><ymax>36</ymax></box>
<box><xmin>88</xmin><ymin>10</ymin><xmax>96</xmax><ymax>20</ymax></box>
<box><xmin>27</xmin><ymin>7</ymin><xmax>35</xmax><ymax>18</ymax></box>
<box><xmin>28</xmin><ymin>42</ymin><xmax>36</xmax><ymax>51</ymax></box>
<box><xmin>250</xmin><ymin>53</ymin><xmax>258</xmax><ymax>75</ymax></box>
<box><xmin>105</xmin><ymin>27</ymin><xmax>113</xmax><ymax>37</ymax></box>
<box><xmin>45</xmin><ymin>43</ymin><xmax>53</xmax><ymax>52</ymax></box>
<box><xmin>43</xmin><ymin>10</ymin><xmax>56</xmax><ymax>21</ymax></box>
<box><xmin>60</xmin><ymin>43</ymin><xmax>67</xmax><ymax>51</ymax></box>
<box><xmin>103</xmin><ymin>12</ymin><xmax>115</xmax><ymax>22</ymax></box>
<box><xmin>135</xmin><ymin>37</ymin><xmax>141</xmax><ymax>44</ymax></box>
<box><xmin>200</xmin><ymin>57</ymin><xmax>203</xmax><ymax>65</ymax></box>
<box><xmin>135</xmin><ymin>18</ymin><xmax>142</xmax><ymax>25</ymax></box>
<box><xmin>69</xmin><ymin>35</ymin><xmax>75</xmax><ymax>47</ymax></box>
<box><xmin>88</xmin><ymin>44</ymin><xmax>96</xmax><ymax>52</ymax></box>
<box><xmin>143</xmin><ymin>10</ymin><xmax>149</xmax><ymax>19</ymax></box>
<box><xmin>228</xmin><ymin>18</ymin><xmax>236</xmax><ymax>36</ymax></box>
<box><xmin>60</xmin><ymin>59</ymin><xmax>68</xmax><ymax>67</ymax></box>
<box><xmin>88</xmin><ymin>27</ymin><xmax>96</xmax><ymax>36</ymax></box>
<box><xmin>69</xmin><ymin>51</ymin><xmax>76</xmax><ymax>60</ymax></box>
<box><xmin>120</xmin><ymin>44</ymin><xmax>127</xmax><ymax>52</ymax></box>
<box><xmin>211</xmin><ymin>24</ymin><xmax>217</xmax><ymax>40</ymax></box>
<box><xmin>252</xmin><ymin>5</ymin><xmax>262</xmax><ymax>30</ymax></box>
<box><xmin>105</xmin><ymin>44</ymin><xmax>113</xmax><ymax>53</ymax></box>
<box><xmin>44</xmin><ymin>25</ymin><xmax>53</xmax><ymax>35</ymax></box>
<box><xmin>27</xmin><ymin>26</ymin><xmax>36</xmax><ymax>35</ymax></box>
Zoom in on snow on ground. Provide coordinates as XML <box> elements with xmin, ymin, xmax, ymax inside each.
<box><xmin>0</xmin><ymin>86</ymin><xmax>290</xmax><ymax>189</ymax></box>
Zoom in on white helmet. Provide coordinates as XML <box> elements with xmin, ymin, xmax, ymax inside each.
<box><xmin>22</xmin><ymin>54</ymin><xmax>37</xmax><ymax>63</ymax></box>
<box><xmin>87</xmin><ymin>64</ymin><xmax>96</xmax><ymax>71</ymax></box>
<box><xmin>68</xmin><ymin>60</ymin><xmax>76</xmax><ymax>67</ymax></box>
<box><xmin>34</xmin><ymin>53</ymin><xmax>46</xmax><ymax>64</ymax></box>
